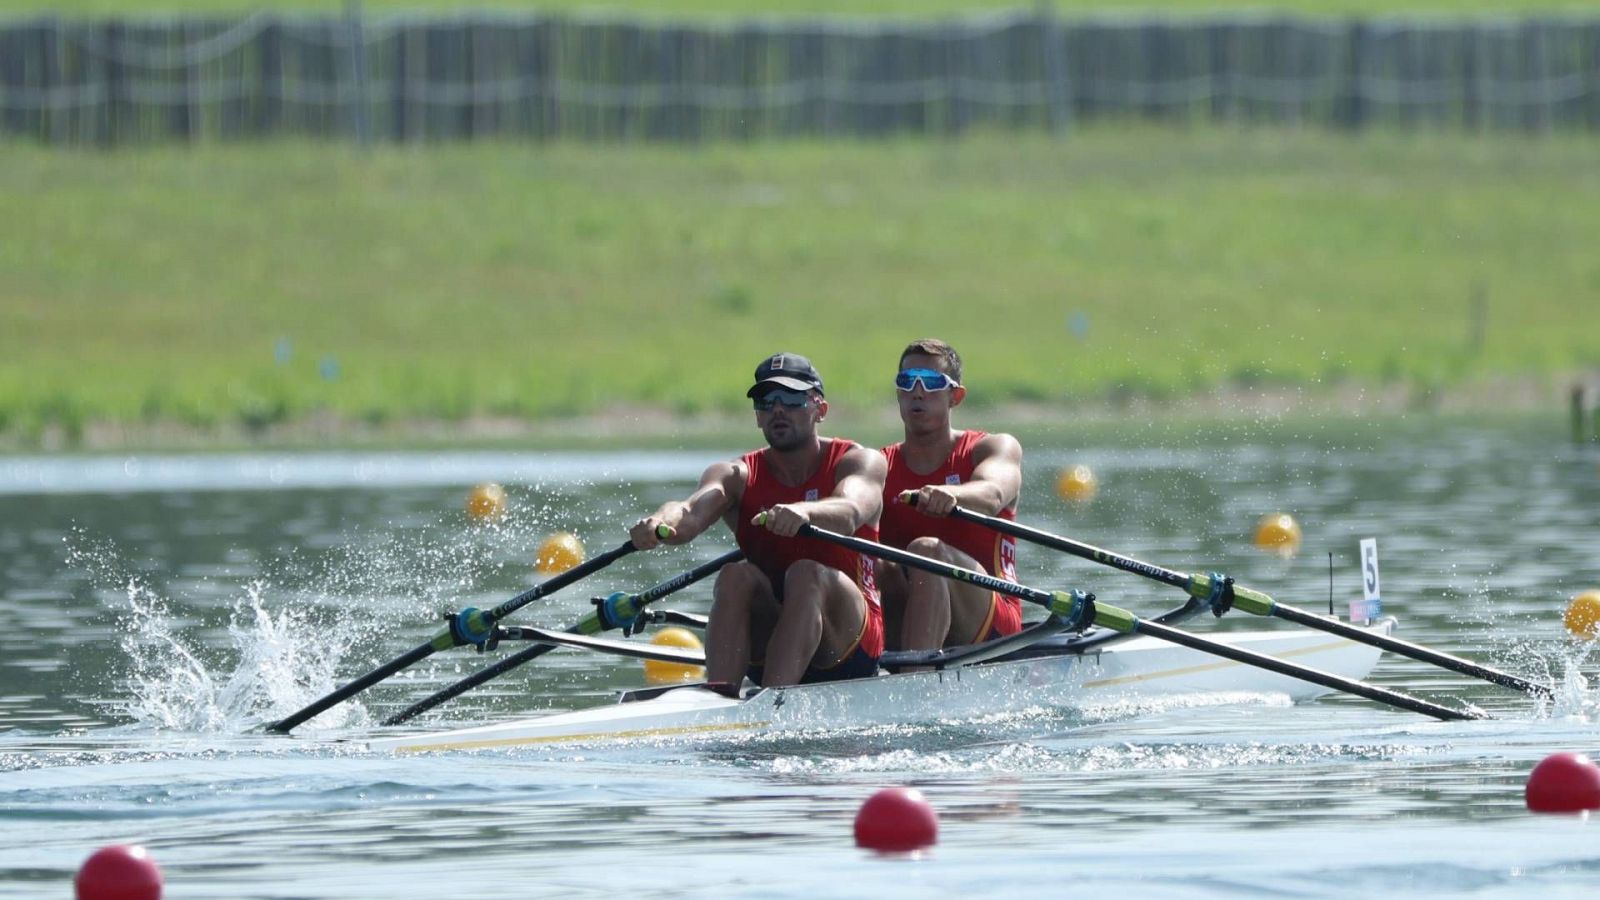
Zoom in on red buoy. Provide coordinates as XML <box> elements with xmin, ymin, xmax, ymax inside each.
<box><xmin>854</xmin><ymin>787</ymin><xmax>939</xmax><ymax>852</ymax></box>
<box><xmin>1525</xmin><ymin>752</ymin><xmax>1600</xmax><ymax>814</ymax></box>
<box><xmin>74</xmin><ymin>845</ymin><xmax>162</xmax><ymax>900</ymax></box>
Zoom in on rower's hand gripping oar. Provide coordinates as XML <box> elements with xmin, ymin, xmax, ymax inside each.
<box><xmin>903</xmin><ymin>493</ymin><xmax>1552</xmax><ymax>701</ymax></box>
<box><xmin>268</xmin><ymin>533</ymin><xmax>657</xmax><ymax>734</ymax></box>
<box><xmin>786</xmin><ymin>517</ymin><xmax>1485</xmax><ymax>722</ymax></box>
<box><xmin>380</xmin><ymin>548</ymin><xmax>743</xmax><ymax>726</ymax></box>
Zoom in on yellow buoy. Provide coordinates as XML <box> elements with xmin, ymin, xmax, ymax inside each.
<box><xmin>1055</xmin><ymin>464</ymin><xmax>1098</xmax><ymax>502</ymax></box>
<box><xmin>643</xmin><ymin>626</ymin><xmax>706</xmax><ymax>685</ymax></box>
<box><xmin>1564</xmin><ymin>590</ymin><xmax>1600</xmax><ymax>639</ymax></box>
<box><xmin>534</xmin><ymin>532</ymin><xmax>585</xmax><ymax>574</ymax></box>
<box><xmin>465</xmin><ymin>483</ymin><xmax>507</xmax><ymax>521</ymax></box>
<box><xmin>1253</xmin><ymin>513</ymin><xmax>1302</xmax><ymax>557</ymax></box>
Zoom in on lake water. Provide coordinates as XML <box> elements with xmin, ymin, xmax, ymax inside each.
<box><xmin>4</xmin><ymin>417</ymin><xmax>1600</xmax><ymax>898</ymax></box>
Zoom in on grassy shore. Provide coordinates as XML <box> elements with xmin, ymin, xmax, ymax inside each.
<box><xmin>15</xmin><ymin>1</ymin><xmax>1600</xmax><ymax>20</ymax></box>
<box><xmin>3</xmin><ymin>126</ymin><xmax>1598</xmax><ymax>448</ymax></box>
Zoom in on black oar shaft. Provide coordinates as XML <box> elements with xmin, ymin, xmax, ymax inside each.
<box><xmin>486</xmin><ymin>540</ymin><xmax>641</xmax><ymax>624</ymax></box>
<box><xmin>938</xmin><ymin>502</ymin><xmax>1551</xmax><ymax>701</ymax></box>
<box><xmin>1133</xmin><ymin>618</ymin><xmax>1482</xmax><ymax>721</ymax></box>
<box><xmin>1269</xmin><ymin>604</ymin><xmax>1553</xmax><ymax>699</ymax></box>
<box><xmin>792</xmin><ymin>523</ymin><xmax>1059</xmax><ymax>609</ymax></box>
<box><xmin>268</xmin><ymin>539</ymin><xmax>640</xmax><ymax>734</ymax></box>
<box><xmin>792</xmin><ymin>522</ymin><xmax>1481</xmax><ymax>722</ymax></box>
<box><xmin>381</xmin><ymin>549</ymin><xmax>743</xmax><ymax>726</ymax></box>
<box><xmin>940</xmin><ymin>503</ymin><xmax>1190</xmax><ymax>588</ymax></box>
<box><xmin>381</xmin><ymin>643</ymin><xmax>562</xmax><ymax>727</ymax></box>
<box><xmin>269</xmin><ymin>643</ymin><xmax>437</xmax><ymax>734</ymax></box>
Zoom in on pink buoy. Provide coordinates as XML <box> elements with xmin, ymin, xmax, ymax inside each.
<box><xmin>75</xmin><ymin>845</ymin><xmax>162</xmax><ymax>900</ymax></box>
<box><xmin>1525</xmin><ymin>752</ymin><xmax>1600</xmax><ymax>814</ymax></box>
<box><xmin>854</xmin><ymin>787</ymin><xmax>939</xmax><ymax>852</ymax></box>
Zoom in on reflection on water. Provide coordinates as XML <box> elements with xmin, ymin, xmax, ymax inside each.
<box><xmin>3</xmin><ymin>419</ymin><xmax>1600</xmax><ymax>896</ymax></box>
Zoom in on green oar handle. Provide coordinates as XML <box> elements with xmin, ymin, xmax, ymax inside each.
<box><xmin>943</xmin><ymin>503</ymin><xmax>1553</xmax><ymax>701</ymax></box>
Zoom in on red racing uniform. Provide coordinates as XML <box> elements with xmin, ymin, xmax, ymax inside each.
<box><xmin>734</xmin><ymin>438</ymin><xmax>883</xmax><ymax>681</ymax></box>
<box><xmin>880</xmin><ymin>429</ymin><xmax>1022</xmax><ymax>644</ymax></box>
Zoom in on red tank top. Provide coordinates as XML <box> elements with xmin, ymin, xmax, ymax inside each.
<box><xmin>881</xmin><ymin>430</ymin><xmax>1018</xmax><ymax>584</ymax></box>
<box><xmin>734</xmin><ymin>439</ymin><xmax>882</xmax><ymax>614</ymax></box>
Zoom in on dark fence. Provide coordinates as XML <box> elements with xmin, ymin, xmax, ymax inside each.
<box><xmin>2</xmin><ymin>10</ymin><xmax>1598</xmax><ymax>144</ymax></box>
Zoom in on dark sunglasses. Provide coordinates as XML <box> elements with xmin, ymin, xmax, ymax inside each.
<box><xmin>753</xmin><ymin>389</ymin><xmax>814</xmax><ymax>412</ymax></box>
<box><xmin>895</xmin><ymin>368</ymin><xmax>959</xmax><ymax>392</ymax></box>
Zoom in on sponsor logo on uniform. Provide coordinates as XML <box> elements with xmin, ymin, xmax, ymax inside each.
<box><xmin>860</xmin><ymin>555</ymin><xmax>880</xmax><ymax>603</ymax></box>
<box><xmin>804</xmin><ymin>488</ymin><xmax>819</xmax><ymax>501</ymax></box>
<box><xmin>999</xmin><ymin>536</ymin><xmax>1017</xmax><ymax>581</ymax></box>
<box><xmin>945</xmin><ymin>474</ymin><xmax>961</xmax><ymax>485</ymax></box>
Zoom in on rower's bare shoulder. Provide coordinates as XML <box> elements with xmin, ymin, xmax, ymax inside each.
<box><xmin>841</xmin><ymin>442</ymin><xmax>888</xmax><ymax>477</ymax></box>
<box><xmin>697</xmin><ymin>459</ymin><xmax>746</xmax><ymax>495</ymax></box>
<box><xmin>976</xmin><ymin>431</ymin><xmax>1024</xmax><ymax>462</ymax></box>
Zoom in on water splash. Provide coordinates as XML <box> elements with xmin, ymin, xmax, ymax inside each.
<box><xmin>62</xmin><ymin>531</ymin><xmax>368</xmax><ymax>732</ymax></box>
<box><xmin>226</xmin><ymin>581</ymin><xmax>370</xmax><ymax>731</ymax></box>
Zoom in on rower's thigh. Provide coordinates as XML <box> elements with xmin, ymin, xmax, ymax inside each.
<box><xmin>714</xmin><ymin>561</ymin><xmax>781</xmax><ymax>631</ymax></box>
<box><xmin>905</xmin><ymin>537</ymin><xmax>994</xmax><ymax>634</ymax></box>
<box><xmin>782</xmin><ymin>560</ymin><xmax>867</xmax><ymax>656</ymax></box>
<box><xmin>875</xmin><ymin>558</ymin><xmax>908</xmax><ymax>635</ymax></box>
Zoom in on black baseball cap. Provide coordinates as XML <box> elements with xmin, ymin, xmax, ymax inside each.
<box><xmin>747</xmin><ymin>352</ymin><xmax>824</xmax><ymax>398</ymax></box>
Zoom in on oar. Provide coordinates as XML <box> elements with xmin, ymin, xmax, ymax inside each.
<box><xmin>907</xmin><ymin>495</ymin><xmax>1553</xmax><ymax>701</ymax></box>
<box><xmin>268</xmin><ymin>537</ymin><xmax>644</xmax><ymax>734</ymax></box>
<box><xmin>491</xmin><ymin>626</ymin><xmax>707</xmax><ymax>665</ymax></box>
<box><xmin>381</xmin><ymin>549</ymin><xmax>743</xmax><ymax>726</ymax></box>
<box><xmin>784</xmin><ymin>520</ymin><xmax>1485</xmax><ymax>722</ymax></box>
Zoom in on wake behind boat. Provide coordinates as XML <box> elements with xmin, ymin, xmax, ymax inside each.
<box><xmin>367</xmin><ymin>616</ymin><xmax>1396</xmax><ymax>753</ymax></box>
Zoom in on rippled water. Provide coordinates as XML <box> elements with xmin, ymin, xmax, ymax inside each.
<box><xmin>4</xmin><ymin>417</ymin><xmax>1600</xmax><ymax>897</ymax></box>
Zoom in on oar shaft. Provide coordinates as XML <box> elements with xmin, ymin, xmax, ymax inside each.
<box><xmin>939</xmin><ymin>501</ymin><xmax>1551</xmax><ymax>701</ymax></box>
<box><xmin>381</xmin><ymin>549</ymin><xmax>743</xmax><ymax>726</ymax></box>
<box><xmin>631</xmin><ymin>549</ymin><xmax>745</xmax><ymax>607</ymax></box>
<box><xmin>270</xmin><ymin>538</ymin><xmax>642</xmax><ymax>734</ymax></box>
<box><xmin>1269</xmin><ymin>603</ymin><xmax>1553</xmax><ymax>700</ymax></box>
<box><xmin>792</xmin><ymin>522</ymin><xmax>1060</xmax><ymax>608</ymax></box>
<box><xmin>941</xmin><ymin>503</ymin><xmax>1190</xmax><ymax>591</ymax></box>
<box><xmin>791</xmin><ymin>521</ymin><xmax>1481</xmax><ymax>722</ymax></box>
<box><xmin>1132</xmin><ymin>617</ymin><xmax>1484</xmax><ymax>721</ymax></box>
<box><xmin>380</xmin><ymin>643</ymin><xmax>561</xmax><ymax>727</ymax></box>
<box><xmin>269</xmin><ymin>643</ymin><xmax>437</xmax><ymax>733</ymax></box>
<box><xmin>486</xmin><ymin>540</ymin><xmax>640</xmax><ymax>624</ymax></box>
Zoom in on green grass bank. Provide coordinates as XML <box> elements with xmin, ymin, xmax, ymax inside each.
<box><xmin>3</xmin><ymin>126</ymin><xmax>1598</xmax><ymax>448</ymax></box>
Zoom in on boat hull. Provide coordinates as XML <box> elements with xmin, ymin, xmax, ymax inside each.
<box><xmin>368</xmin><ymin>618</ymin><xmax>1395</xmax><ymax>753</ymax></box>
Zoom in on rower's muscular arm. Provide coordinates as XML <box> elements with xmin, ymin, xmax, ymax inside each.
<box><xmin>630</xmin><ymin>461</ymin><xmax>745</xmax><ymax>549</ymax></box>
<box><xmin>906</xmin><ymin>432</ymin><xmax>1023</xmax><ymax>517</ymax></box>
<box><xmin>759</xmin><ymin>445</ymin><xmax>886</xmax><ymax>537</ymax></box>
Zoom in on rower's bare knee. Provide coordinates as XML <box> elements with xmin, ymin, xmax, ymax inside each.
<box><xmin>780</xmin><ymin>560</ymin><xmax>828</xmax><ymax>614</ymax></box>
<box><xmin>714</xmin><ymin>561</ymin><xmax>762</xmax><ymax>598</ymax></box>
<box><xmin>713</xmin><ymin>561</ymin><xmax>774</xmax><ymax>620</ymax></box>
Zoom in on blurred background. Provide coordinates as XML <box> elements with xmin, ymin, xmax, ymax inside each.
<box><xmin>2</xmin><ymin>0</ymin><xmax>1597</xmax><ymax>449</ymax></box>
